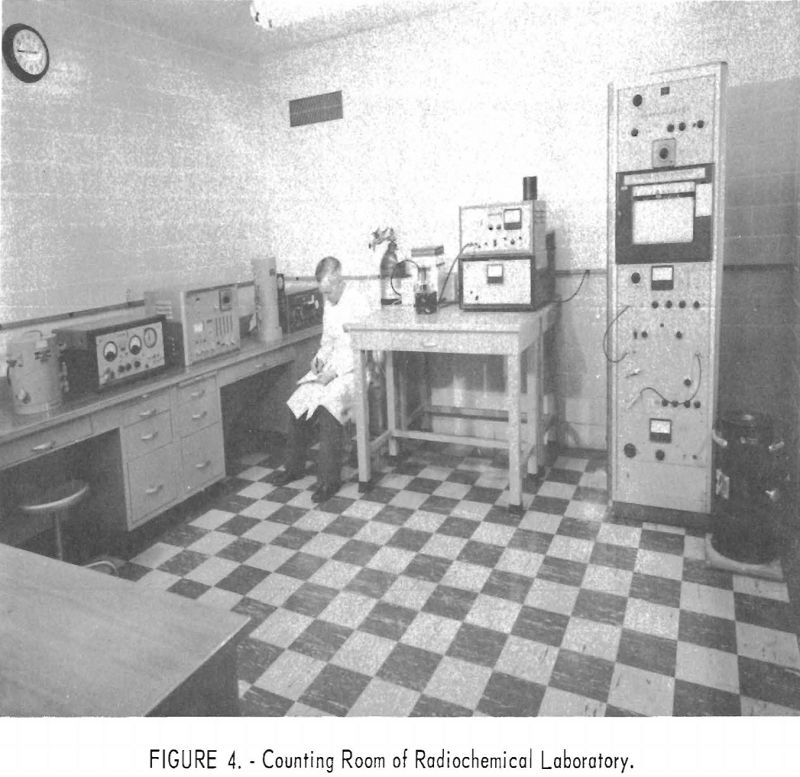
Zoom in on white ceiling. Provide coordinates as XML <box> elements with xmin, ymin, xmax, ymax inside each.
<box><xmin>118</xmin><ymin>0</ymin><xmax>468</xmax><ymax>62</ymax></box>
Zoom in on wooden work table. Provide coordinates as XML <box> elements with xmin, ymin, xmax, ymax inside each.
<box><xmin>347</xmin><ymin>303</ymin><xmax>557</xmax><ymax>514</ymax></box>
<box><xmin>0</xmin><ymin>544</ymin><xmax>249</xmax><ymax>716</ymax></box>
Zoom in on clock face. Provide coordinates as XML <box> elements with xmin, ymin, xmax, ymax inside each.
<box><xmin>2</xmin><ymin>24</ymin><xmax>49</xmax><ymax>83</ymax></box>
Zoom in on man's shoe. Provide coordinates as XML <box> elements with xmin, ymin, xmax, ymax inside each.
<box><xmin>271</xmin><ymin>469</ymin><xmax>303</xmax><ymax>486</ymax></box>
<box><xmin>311</xmin><ymin>482</ymin><xmax>340</xmax><ymax>503</ymax></box>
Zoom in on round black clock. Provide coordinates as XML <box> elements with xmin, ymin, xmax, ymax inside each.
<box><xmin>2</xmin><ymin>23</ymin><xmax>49</xmax><ymax>83</ymax></box>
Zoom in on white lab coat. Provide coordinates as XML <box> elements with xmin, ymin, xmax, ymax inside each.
<box><xmin>286</xmin><ymin>282</ymin><xmax>362</xmax><ymax>424</ymax></box>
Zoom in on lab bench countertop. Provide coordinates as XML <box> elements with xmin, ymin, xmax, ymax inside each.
<box><xmin>0</xmin><ymin>328</ymin><xmax>320</xmax><ymax>446</ymax></box>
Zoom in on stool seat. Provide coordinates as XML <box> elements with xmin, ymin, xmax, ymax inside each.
<box><xmin>20</xmin><ymin>479</ymin><xmax>89</xmax><ymax>515</ymax></box>
<box><xmin>19</xmin><ymin>479</ymin><xmax>91</xmax><ymax>565</ymax></box>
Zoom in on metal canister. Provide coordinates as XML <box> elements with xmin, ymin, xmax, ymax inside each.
<box><xmin>710</xmin><ymin>411</ymin><xmax>785</xmax><ymax>563</ymax></box>
<box><xmin>523</xmin><ymin>175</ymin><xmax>538</xmax><ymax>201</ymax></box>
<box><xmin>6</xmin><ymin>331</ymin><xmax>63</xmax><ymax>415</ymax></box>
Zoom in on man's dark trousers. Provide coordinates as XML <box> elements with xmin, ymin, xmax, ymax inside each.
<box><xmin>284</xmin><ymin>407</ymin><xmax>343</xmax><ymax>488</ymax></box>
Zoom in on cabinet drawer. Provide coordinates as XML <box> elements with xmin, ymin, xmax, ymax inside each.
<box><xmin>123</xmin><ymin>410</ymin><xmax>173</xmax><ymax>460</ymax></box>
<box><xmin>349</xmin><ymin>330</ymin><xmax>516</xmax><ymax>356</ymax></box>
<box><xmin>176</xmin><ymin>377</ymin><xmax>219</xmax><ymax>436</ymax></box>
<box><xmin>128</xmin><ymin>446</ymin><xmax>177</xmax><ymax>526</ymax></box>
<box><xmin>180</xmin><ymin>423</ymin><xmax>224</xmax><ymax>496</ymax></box>
<box><xmin>218</xmin><ymin>350</ymin><xmax>293</xmax><ymax>387</ymax></box>
<box><xmin>2</xmin><ymin>417</ymin><xmax>93</xmax><ymax>468</ymax></box>
<box><xmin>122</xmin><ymin>390</ymin><xmax>171</xmax><ymax>427</ymax></box>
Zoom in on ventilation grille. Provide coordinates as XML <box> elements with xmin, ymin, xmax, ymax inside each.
<box><xmin>289</xmin><ymin>91</ymin><xmax>343</xmax><ymax>127</ymax></box>
<box><xmin>150</xmin><ymin>300</ymin><xmax>175</xmax><ymax>319</ymax></box>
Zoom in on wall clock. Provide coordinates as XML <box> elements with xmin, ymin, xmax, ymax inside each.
<box><xmin>2</xmin><ymin>23</ymin><xmax>49</xmax><ymax>83</ymax></box>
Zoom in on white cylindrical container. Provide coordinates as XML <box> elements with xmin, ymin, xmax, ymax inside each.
<box><xmin>252</xmin><ymin>255</ymin><xmax>282</xmax><ymax>343</ymax></box>
<box><xmin>6</xmin><ymin>331</ymin><xmax>62</xmax><ymax>415</ymax></box>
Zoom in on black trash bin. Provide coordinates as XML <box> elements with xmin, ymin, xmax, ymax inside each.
<box><xmin>710</xmin><ymin>411</ymin><xmax>785</xmax><ymax>564</ymax></box>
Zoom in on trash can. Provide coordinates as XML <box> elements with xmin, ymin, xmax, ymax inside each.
<box><xmin>710</xmin><ymin>411</ymin><xmax>785</xmax><ymax>564</ymax></box>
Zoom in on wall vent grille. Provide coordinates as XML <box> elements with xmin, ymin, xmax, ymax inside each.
<box><xmin>289</xmin><ymin>91</ymin><xmax>343</xmax><ymax>127</ymax></box>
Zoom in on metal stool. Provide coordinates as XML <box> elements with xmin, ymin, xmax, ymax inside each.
<box><xmin>19</xmin><ymin>479</ymin><xmax>118</xmax><ymax>575</ymax></box>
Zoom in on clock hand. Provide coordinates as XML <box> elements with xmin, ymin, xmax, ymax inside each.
<box><xmin>15</xmin><ymin>49</ymin><xmax>38</xmax><ymax>54</ymax></box>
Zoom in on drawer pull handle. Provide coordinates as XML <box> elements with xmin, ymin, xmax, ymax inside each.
<box><xmin>422</xmin><ymin>341</ymin><xmax>437</xmax><ymax>348</ymax></box>
<box><xmin>190</xmin><ymin>389</ymin><xmax>206</xmax><ymax>399</ymax></box>
<box><xmin>31</xmin><ymin>440</ymin><xmax>55</xmax><ymax>452</ymax></box>
<box><xmin>191</xmin><ymin>411</ymin><xmax>208</xmax><ymax>421</ymax></box>
<box><xmin>139</xmin><ymin>408</ymin><xmax>157</xmax><ymax>419</ymax></box>
<box><xmin>140</xmin><ymin>432</ymin><xmax>158</xmax><ymax>441</ymax></box>
<box><xmin>145</xmin><ymin>484</ymin><xmax>164</xmax><ymax>495</ymax></box>
<box><xmin>195</xmin><ymin>460</ymin><xmax>211</xmax><ymax>470</ymax></box>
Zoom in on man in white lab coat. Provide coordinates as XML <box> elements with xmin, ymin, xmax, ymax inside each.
<box><xmin>271</xmin><ymin>256</ymin><xmax>359</xmax><ymax>502</ymax></box>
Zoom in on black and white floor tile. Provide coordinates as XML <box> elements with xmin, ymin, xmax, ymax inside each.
<box><xmin>118</xmin><ymin>441</ymin><xmax>800</xmax><ymax>717</ymax></box>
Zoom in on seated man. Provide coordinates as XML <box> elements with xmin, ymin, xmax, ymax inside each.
<box><xmin>271</xmin><ymin>256</ymin><xmax>359</xmax><ymax>502</ymax></box>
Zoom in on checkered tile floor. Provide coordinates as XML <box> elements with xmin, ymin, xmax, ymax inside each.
<box><xmin>119</xmin><ymin>441</ymin><xmax>800</xmax><ymax>717</ymax></box>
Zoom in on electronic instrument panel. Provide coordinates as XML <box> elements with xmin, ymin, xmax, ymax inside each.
<box><xmin>278</xmin><ymin>280</ymin><xmax>323</xmax><ymax>334</ymax></box>
<box><xmin>55</xmin><ymin>313</ymin><xmax>166</xmax><ymax>394</ymax></box>
<box><xmin>459</xmin><ymin>201</ymin><xmax>546</xmax><ymax>256</ymax></box>
<box><xmin>458</xmin><ymin>201</ymin><xmax>553</xmax><ymax>312</ymax></box>
<box><xmin>144</xmin><ymin>285</ymin><xmax>240</xmax><ymax>367</ymax></box>
<box><xmin>608</xmin><ymin>62</ymin><xmax>727</xmax><ymax>516</ymax></box>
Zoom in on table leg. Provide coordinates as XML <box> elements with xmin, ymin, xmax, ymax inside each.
<box><xmin>421</xmin><ymin>352</ymin><xmax>431</xmax><ymax>432</ymax></box>
<box><xmin>353</xmin><ymin>347</ymin><xmax>371</xmax><ymax>491</ymax></box>
<box><xmin>535</xmin><ymin>335</ymin><xmax>546</xmax><ymax>473</ymax></box>
<box><xmin>397</xmin><ymin>353</ymin><xmax>408</xmax><ymax>435</ymax></box>
<box><xmin>385</xmin><ymin>350</ymin><xmax>399</xmax><ymax>458</ymax></box>
<box><xmin>525</xmin><ymin>338</ymin><xmax>543</xmax><ymax>476</ymax></box>
<box><xmin>507</xmin><ymin>353</ymin><xmax>523</xmax><ymax>514</ymax></box>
